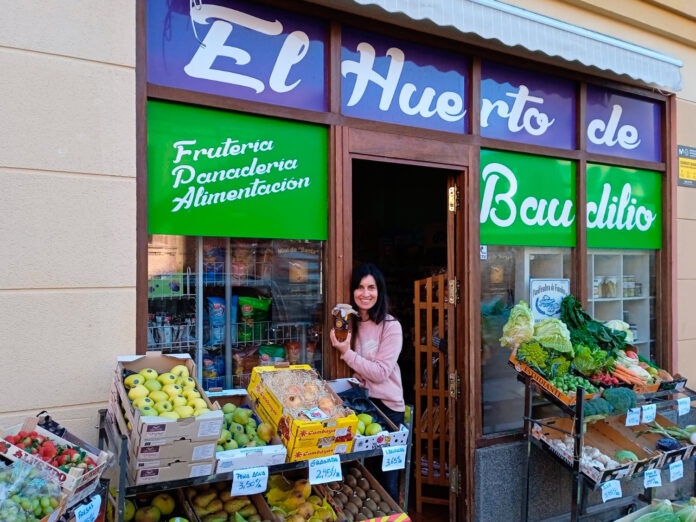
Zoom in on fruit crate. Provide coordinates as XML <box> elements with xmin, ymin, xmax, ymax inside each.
<box><xmin>318</xmin><ymin>461</ymin><xmax>410</xmax><ymax>522</ymax></box>
<box><xmin>248</xmin><ymin>365</ymin><xmax>359</xmax><ymax>461</ymax></box>
<box><xmin>182</xmin><ymin>481</ymin><xmax>277</xmax><ymax>522</ymax></box>
<box><xmin>0</xmin><ymin>417</ymin><xmax>110</xmax><ymax>495</ymax></box>
<box><xmin>113</xmin><ymin>352</ymin><xmax>224</xmax><ymax>445</ymax></box>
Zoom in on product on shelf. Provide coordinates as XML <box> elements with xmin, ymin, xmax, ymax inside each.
<box><xmin>248</xmin><ymin>366</ymin><xmax>359</xmax><ymax>461</ymax></box>
<box><xmin>0</xmin><ymin>460</ymin><xmax>66</xmax><ymax>522</ymax></box>
<box><xmin>183</xmin><ymin>481</ymin><xmax>274</xmax><ymax>521</ymax></box>
<box><xmin>265</xmin><ymin>475</ymin><xmax>336</xmax><ymax>522</ymax></box>
<box><xmin>0</xmin><ymin>418</ymin><xmax>110</xmax><ymax>494</ymax></box>
<box><xmin>319</xmin><ymin>463</ymin><xmax>408</xmax><ymax>522</ymax></box>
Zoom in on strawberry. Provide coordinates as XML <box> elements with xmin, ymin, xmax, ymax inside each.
<box><xmin>16</xmin><ymin>443</ymin><xmax>25</xmax><ymax>449</ymax></box>
<box><xmin>17</xmin><ymin>431</ymin><xmax>28</xmax><ymax>439</ymax></box>
<box><xmin>28</xmin><ymin>431</ymin><xmax>38</xmax><ymax>438</ymax></box>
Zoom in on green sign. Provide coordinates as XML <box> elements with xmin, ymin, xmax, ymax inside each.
<box><xmin>147</xmin><ymin>101</ymin><xmax>328</xmax><ymax>239</ymax></box>
<box><xmin>586</xmin><ymin>164</ymin><xmax>661</xmax><ymax>249</ymax></box>
<box><xmin>480</xmin><ymin>150</ymin><xmax>576</xmax><ymax>247</ymax></box>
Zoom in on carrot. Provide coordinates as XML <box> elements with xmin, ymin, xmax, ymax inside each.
<box><xmin>612</xmin><ymin>367</ymin><xmax>644</xmax><ymax>385</ymax></box>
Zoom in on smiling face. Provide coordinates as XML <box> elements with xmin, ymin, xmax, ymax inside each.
<box><xmin>354</xmin><ymin>275</ymin><xmax>378</xmax><ymax>318</ymax></box>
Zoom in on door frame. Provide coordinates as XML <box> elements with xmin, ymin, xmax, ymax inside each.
<box><xmin>327</xmin><ymin>126</ymin><xmax>478</xmax><ymax>521</ymax></box>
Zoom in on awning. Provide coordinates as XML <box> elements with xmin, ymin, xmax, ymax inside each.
<box><xmin>306</xmin><ymin>0</ymin><xmax>682</xmax><ymax>92</ymax></box>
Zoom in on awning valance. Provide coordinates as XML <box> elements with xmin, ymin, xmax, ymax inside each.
<box><xmin>307</xmin><ymin>0</ymin><xmax>682</xmax><ymax>92</ymax></box>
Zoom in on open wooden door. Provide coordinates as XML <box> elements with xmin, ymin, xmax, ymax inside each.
<box><xmin>413</xmin><ymin>175</ymin><xmax>461</xmax><ymax>520</ymax></box>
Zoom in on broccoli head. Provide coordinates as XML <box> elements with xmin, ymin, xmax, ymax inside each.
<box><xmin>603</xmin><ymin>387</ymin><xmax>638</xmax><ymax>414</ymax></box>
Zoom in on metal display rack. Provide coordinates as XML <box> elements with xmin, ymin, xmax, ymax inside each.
<box><xmin>97</xmin><ymin>407</ymin><xmax>414</xmax><ymax>521</ymax></box>
<box><xmin>516</xmin><ymin>369</ymin><xmax>696</xmax><ymax>522</ymax></box>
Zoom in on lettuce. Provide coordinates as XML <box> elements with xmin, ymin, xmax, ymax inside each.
<box><xmin>533</xmin><ymin>318</ymin><xmax>573</xmax><ymax>356</ymax></box>
<box><xmin>500</xmin><ymin>301</ymin><xmax>534</xmax><ymax>350</ymax></box>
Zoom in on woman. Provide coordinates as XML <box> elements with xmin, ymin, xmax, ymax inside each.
<box><xmin>330</xmin><ymin>263</ymin><xmax>405</xmax><ymax>504</ymax></box>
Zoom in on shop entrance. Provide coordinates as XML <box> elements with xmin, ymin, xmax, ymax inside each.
<box><xmin>351</xmin><ymin>159</ymin><xmax>458</xmax><ymax>519</ymax></box>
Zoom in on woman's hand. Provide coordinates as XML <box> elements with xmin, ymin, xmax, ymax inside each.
<box><xmin>329</xmin><ymin>328</ymin><xmax>351</xmax><ymax>354</ymax></box>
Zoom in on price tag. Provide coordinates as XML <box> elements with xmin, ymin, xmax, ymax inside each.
<box><xmin>382</xmin><ymin>445</ymin><xmax>407</xmax><ymax>471</ymax></box>
<box><xmin>601</xmin><ymin>480</ymin><xmax>622</xmax><ymax>503</ymax></box>
<box><xmin>644</xmin><ymin>468</ymin><xmax>662</xmax><ymax>488</ymax></box>
<box><xmin>75</xmin><ymin>495</ymin><xmax>102</xmax><ymax>522</ymax></box>
<box><xmin>677</xmin><ymin>397</ymin><xmax>691</xmax><ymax>416</ymax></box>
<box><xmin>670</xmin><ymin>460</ymin><xmax>684</xmax><ymax>482</ymax></box>
<box><xmin>642</xmin><ymin>404</ymin><xmax>657</xmax><ymax>424</ymax></box>
<box><xmin>231</xmin><ymin>466</ymin><xmax>268</xmax><ymax>496</ymax></box>
<box><xmin>308</xmin><ymin>455</ymin><xmax>343</xmax><ymax>485</ymax></box>
<box><xmin>625</xmin><ymin>408</ymin><xmax>641</xmax><ymax>426</ymax></box>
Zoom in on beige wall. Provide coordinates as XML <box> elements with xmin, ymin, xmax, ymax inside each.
<box><xmin>503</xmin><ymin>0</ymin><xmax>696</xmax><ymax>383</ymax></box>
<box><xmin>0</xmin><ymin>2</ymin><xmax>136</xmax><ymax>443</ymax></box>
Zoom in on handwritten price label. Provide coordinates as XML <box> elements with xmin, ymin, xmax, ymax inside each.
<box><xmin>670</xmin><ymin>460</ymin><xmax>684</xmax><ymax>482</ymax></box>
<box><xmin>625</xmin><ymin>408</ymin><xmax>641</xmax><ymax>426</ymax></box>
<box><xmin>308</xmin><ymin>455</ymin><xmax>342</xmax><ymax>485</ymax></box>
<box><xmin>75</xmin><ymin>495</ymin><xmax>101</xmax><ymax>522</ymax></box>
<box><xmin>601</xmin><ymin>480</ymin><xmax>622</xmax><ymax>503</ymax></box>
<box><xmin>231</xmin><ymin>466</ymin><xmax>268</xmax><ymax>496</ymax></box>
<box><xmin>677</xmin><ymin>397</ymin><xmax>691</xmax><ymax>416</ymax></box>
<box><xmin>644</xmin><ymin>468</ymin><xmax>662</xmax><ymax>488</ymax></box>
<box><xmin>382</xmin><ymin>445</ymin><xmax>407</xmax><ymax>472</ymax></box>
<box><xmin>642</xmin><ymin>404</ymin><xmax>657</xmax><ymax>424</ymax></box>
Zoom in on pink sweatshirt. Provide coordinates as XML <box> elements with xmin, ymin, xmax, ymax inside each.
<box><xmin>341</xmin><ymin>315</ymin><xmax>405</xmax><ymax>412</ymax></box>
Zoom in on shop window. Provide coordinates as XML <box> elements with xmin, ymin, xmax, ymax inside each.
<box><xmin>147</xmin><ymin>234</ymin><xmax>324</xmax><ymax>391</ymax></box>
<box><xmin>480</xmin><ymin>245</ymin><xmax>571</xmax><ymax>434</ymax></box>
<box><xmin>587</xmin><ymin>250</ymin><xmax>657</xmax><ymax>360</ymax></box>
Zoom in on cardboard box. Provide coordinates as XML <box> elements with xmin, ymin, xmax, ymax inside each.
<box><xmin>0</xmin><ymin>418</ymin><xmax>110</xmax><ymax>494</ymax></box>
<box><xmin>531</xmin><ymin>417</ymin><xmax>639</xmax><ymax>485</ymax></box>
<box><xmin>606</xmin><ymin>413</ymin><xmax>694</xmax><ymax>467</ymax></box>
<box><xmin>509</xmin><ymin>353</ymin><xmax>595</xmax><ymax>406</ymax></box>
<box><xmin>327</xmin><ymin>378</ymin><xmax>410</xmax><ymax>451</ymax></box>
<box><xmin>114</xmin><ymin>353</ymin><xmax>223</xmax><ymax>444</ymax></box>
<box><xmin>248</xmin><ymin>365</ymin><xmax>359</xmax><ymax>460</ymax></box>
<box><xmin>319</xmin><ymin>461</ymin><xmax>410</xmax><ymax>521</ymax></box>
<box><xmin>127</xmin><ymin>459</ymin><xmax>216</xmax><ymax>486</ymax></box>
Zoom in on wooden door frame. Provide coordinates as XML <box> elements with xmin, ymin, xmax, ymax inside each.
<box><xmin>327</xmin><ymin>126</ymin><xmax>476</xmax><ymax>520</ymax></box>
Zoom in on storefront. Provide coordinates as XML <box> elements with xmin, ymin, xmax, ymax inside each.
<box><xmin>138</xmin><ymin>0</ymin><xmax>681</xmax><ymax>520</ymax></box>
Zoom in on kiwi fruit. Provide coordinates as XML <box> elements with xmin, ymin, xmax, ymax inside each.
<box><xmin>367</xmin><ymin>490</ymin><xmax>381</xmax><ymax>502</ymax></box>
<box><xmin>344</xmin><ymin>475</ymin><xmax>357</xmax><ymax>488</ymax></box>
<box><xmin>335</xmin><ymin>492</ymin><xmax>349</xmax><ymax>505</ymax></box>
<box><xmin>357</xmin><ymin>477</ymin><xmax>370</xmax><ymax>491</ymax></box>
<box><xmin>361</xmin><ymin>507</ymin><xmax>374</xmax><ymax>519</ymax></box>
<box><xmin>340</xmin><ymin>485</ymin><xmax>354</xmax><ymax>497</ymax></box>
<box><xmin>363</xmin><ymin>499</ymin><xmax>378</xmax><ymax>512</ymax></box>
<box><xmin>374</xmin><ymin>510</ymin><xmax>387</xmax><ymax>517</ymax></box>
<box><xmin>378</xmin><ymin>501</ymin><xmax>391</xmax><ymax>512</ymax></box>
<box><xmin>334</xmin><ymin>499</ymin><xmax>344</xmax><ymax>510</ymax></box>
<box><xmin>356</xmin><ymin>515</ymin><xmax>367</xmax><ymax>522</ymax></box>
<box><xmin>343</xmin><ymin>512</ymin><xmax>355</xmax><ymax>522</ymax></box>
<box><xmin>328</xmin><ymin>481</ymin><xmax>340</xmax><ymax>491</ymax></box>
<box><xmin>354</xmin><ymin>487</ymin><xmax>366</xmax><ymax>500</ymax></box>
<box><xmin>348</xmin><ymin>467</ymin><xmax>363</xmax><ymax>478</ymax></box>
<box><xmin>344</xmin><ymin>502</ymin><xmax>359</xmax><ymax>516</ymax></box>
<box><xmin>351</xmin><ymin>495</ymin><xmax>363</xmax><ymax>509</ymax></box>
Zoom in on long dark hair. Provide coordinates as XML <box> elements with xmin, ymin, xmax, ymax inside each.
<box><xmin>350</xmin><ymin>263</ymin><xmax>390</xmax><ymax>325</ymax></box>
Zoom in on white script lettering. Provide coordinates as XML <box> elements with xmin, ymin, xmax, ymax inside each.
<box><xmin>587</xmin><ymin>104</ymin><xmax>640</xmax><ymax>150</ymax></box>
<box><xmin>480</xmin><ymin>85</ymin><xmax>555</xmax><ymax>136</ymax></box>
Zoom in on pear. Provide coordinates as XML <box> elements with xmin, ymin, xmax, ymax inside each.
<box><xmin>222</xmin><ymin>403</ymin><xmax>236</xmax><ymax>414</ymax></box>
<box><xmin>294</xmin><ymin>479</ymin><xmax>312</xmax><ymax>500</ymax></box>
<box><xmin>217</xmin><ymin>429</ymin><xmax>231</xmax><ymax>445</ymax></box>
<box><xmin>296</xmin><ymin>502</ymin><xmax>315</xmax><ymax>519</ymax></box>
<box><xmin>194</xmin><ymin>492</ymin><xmax>217</xmax><ymax>509</ymax></box>
<box><xmin>134</xmin><ymin>505</ymin><xmax>161</xmax><ymax>522</ymax></box>
<box><xmin>282</xmin><ymin>490</ymin><xmax>306</xmax><ymax>512</ymax></box>
<box><xmin>232</xmin><ymin>408</ymin><xmax>252</xmax><ymax>425</ymax></box>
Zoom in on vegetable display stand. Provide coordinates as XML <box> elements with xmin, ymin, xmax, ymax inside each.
<box><xmin>516</xmin><ymin>372</ymin><xmax>696</xmax><ymax>521</ymax></box>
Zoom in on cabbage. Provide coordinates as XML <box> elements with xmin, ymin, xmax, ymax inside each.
<box><xmin>533</xmin><ymin>318</ymin><xmax>573</xmax><ymax>355</ymax></box>
<box><xmin>605</xmin><ymin>319</ymin><xmax>634</xmax><ymax>344</ymax></box>
<box><xmin>500</xmin><ymin>301</ymin><xmax>534</xmax><ymax>350</ymax></box>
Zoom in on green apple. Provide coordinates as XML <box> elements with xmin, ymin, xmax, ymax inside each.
<box><xmin>139</xmin><ymin>405</ymin><xmax>157</xmax><ymax>417</ymax></box>
<box><xmin>139</xmin><ymin>368</ymin><xmax>159</xmax><ymax>380</ymax></box>
<box><xmin>124</xmin><ymin>374</ymin><xmax>144</xmax><ymax>390</ymax></box>
<box><xmin>174</xmin><ymin>405</ymin><xmax>194</xmax><ymax>418</ymax></box>
<box><xmin>222</xmin><ymin>403</ymin><xmax>237</xmax><ymax>414</ymax></box>
<box><xmin>171</xmin><ymin>394</ymin><xmax>187</xmax><ymax>407</ymax></box>
<box><xmin>148</xmin><ymin>390</ymin><xmax>169</xmax><ymax>403</ymax></box>
<box><xmin>357</xmin><ymin>413</ymin><xmax>373</xmax><ymax>426</ymax></box>
<box><xmin>234</xmin><ymin>432</ymin><xmax>249</xmax><ymax>446</ymax></box>
<box><xmin>151</xmin><ymin>493</ymin><xmax>176</xmax><ymax>516</ymax></box>
<box><xmin>133</xmin><ymin>397</ymin><xmax>154</xmax><ymax>409</ymax></box>
<box><xmin>170</xmin><ymin>365</ymin><xmax>189</xmax><ymax>379</ymax></box>
<box><xmin>154</xmin><ymin>400</ymin><xmax>173</xmax><ymax>414</ymax></box>
<box><xmin>193</xmin><ymin>408</ymin><xmax>210</xmax><ymax>416</ymax></box>
<box><xmin>144</xmin><ymin>379</ymin><xmax>163</xmax><ymax>393</ymax></box>
<box><xmin>365</xmin><ymin>423</ymin><xmax>383</xmax><ymax>436</ymax></box>
<box><xmin>123</xmin><ymin>499</ymin><xmax>136</xmax><ymax>521</ymax></box>
<box><xmin>157</xmin><ymin>372</ymin><xmax>177</xmax><ymax>385</ymax></box>
<box><xmin>128</xmin><ymin>385</ymin><xmax>150</xmax><ymax>401</ymax></box>
<box><xmin>188</xmin><ymin>398</ymin><xmax>208</xmax><ymax>410</ymax></box>
<box><xmin>223</xmin><ymin>439</ymin><xmax>238</xmax><ymax>451</ymax></box>
<box><xmin>218</xmin><ymin>429</ymin><xmax>231</xmax><ymax>444</ymax></box>
<box><xmin>163</xmin><ymin>384</ymin><xmax>183</xmax><ymax>397</ymax></box>
<box><xmin>159</xmin><ymin>411</ymin><xmax>179</xmax><ymax>420</ymax></box>
<box><xmin>134</xmin><ymin>505</ymin><xmax>161</xmax><ymax>522</ymax></box>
